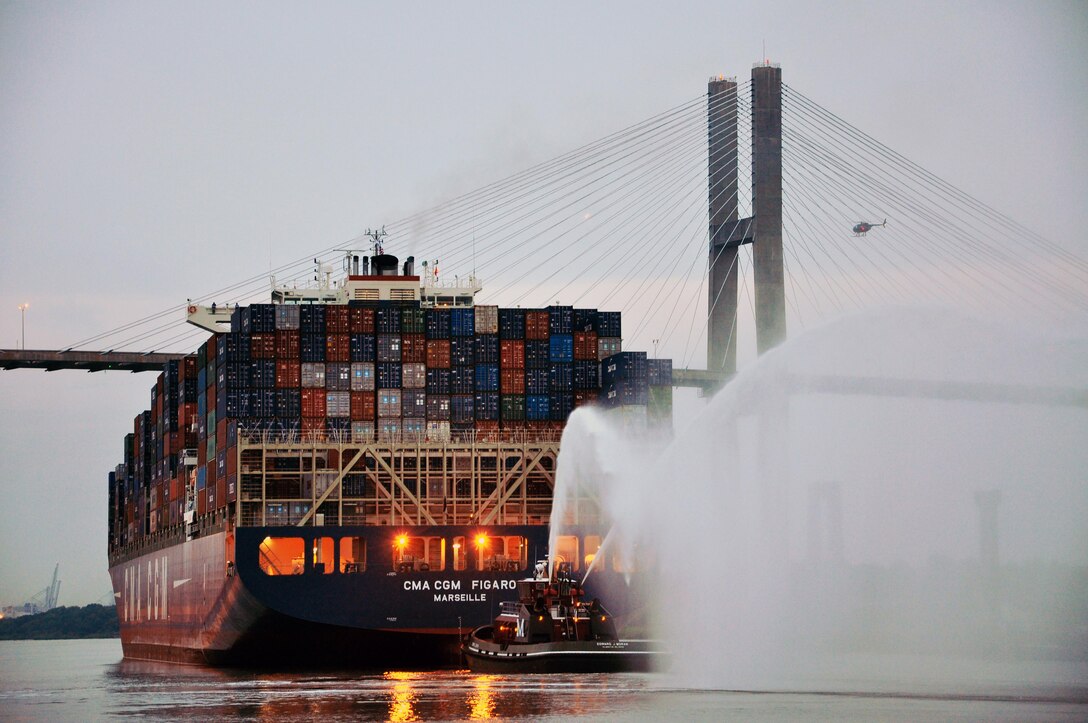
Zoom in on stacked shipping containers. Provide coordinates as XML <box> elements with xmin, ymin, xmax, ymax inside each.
<box><xmin>108</xmin><ymin>297</ymin><xmax>670</xmax><ymax>547</ymax></box>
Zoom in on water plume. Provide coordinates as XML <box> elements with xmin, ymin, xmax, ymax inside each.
<box><xmin>551</xmin><ymin>305</ymin><xmax>1088</xmax><ymax>691</ymax></box>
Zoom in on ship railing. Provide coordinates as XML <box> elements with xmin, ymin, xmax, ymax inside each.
<box><xmin>237</xmin><ymin>428</ymin><xmax>563</xmax><ymax>446</ymax></box>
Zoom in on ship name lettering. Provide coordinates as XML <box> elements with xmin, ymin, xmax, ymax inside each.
<box><xmin>403</xmin><ymin>580</ymin><xmax>430</xmax><ymax>591</ymax></box>
<box><xmin>434</xmin><ymin>579</ymin><xmax>461</xmax><ymax>590</ymax></box>
<box><xmin>471</xmin><ymin>579</ymin><xmax>516</xmax><ymax>591</ymax></box>
<box><xmin>433</xmin><ymin>593</ymin><xmax>487</xmax><ymax>603</ymax></box>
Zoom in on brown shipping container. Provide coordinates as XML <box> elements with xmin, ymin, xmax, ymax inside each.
<box><xmin>215</xmin><ymin>478</ymin><xmax>226</xmax><ymax>512</ymax></box>
<box><xmin>350</xmin><ymin>391</ymin><xmax>376</xmax><ymax>420</ymax></box>
<box><xmin>574</xmin><ymin>390</ymin><xmax>599</xmax><ymax>408</ymax></box>
<box><xmin>525</xmin><ymin>311</ymin><xmax>550</xmax><ymax>340</ymax></box>
<box><xmin>500</xmin><ymin>340</ymin><xmax>526</xmax><ymax>368</ymax></box>
<box><xmin>301</xmin><ymin>418</ymin><xmax>326</xmax><ymax>439</ymax></box>
<box><xmin>301</xmin><ymin>388</ymin><xmax>327</xmax><ymax>418</ymax></box>
<box><xmin>227</xmin><ymin>447</ymin><xmax>238</xmax><ymax>476</ymax></box>
<box><xmin>276</xmin><ymin>359</ymin><xmax>301</xmax><ymax>388</ymax></box>
<box><xmin>327</xmin><ymin>306</ymin><xmax>350</xmax><ymax>334</ymax></box>
<box><xmin>574</xmin><ymin>332</ymin><xmax>598</xmax><ymax>361</ymax></box>
<box><xmin>476</xmin><ymin>420</ymin><xmax>500</xmax><ymax>441</ymax></box>
<box><xmin>474</xmin><ymin>305</ymin><xmax>499</xmax><ymax>335</ymax></box>
<box><xmin>327</xmin><ymin>334</ymin><xmax>350</xmax><ymax>362</ymax></box>
<box><xmin>402</xmin><ymin>362</ymin><xmax>426</xmax><ymax>389</ymax></box>
<box><xmin>500</xmin><ymin>368</ymin><xmax>525</xmax><ymax>395</ymax></box>
<box><xmin>250</xmin><ymin>333</ymin><xmax>276</xmax><ymax>359</ymax></box>
<box><xmin>402</xmin><ymin>333</ymin><xmax>426</xmax><ymax>363</ymax></box>
<box><xmin>427</xmin><ymin>340</ymin><xmax>451</xmax><ymax>368</ymax></box>
<box><xmin>350</xmin><ymin>306</ymin><xmax>375</xmax><ymax>334</ymax></box>
<box><xmin>276</xmin><ymin>330</ymin><xmax>301</xmax><ymax>358</ymax></box>
<box><xmin>198</xmin><ymin>488</ymin><xmax>207</xmax><ymax>516</ymax></box>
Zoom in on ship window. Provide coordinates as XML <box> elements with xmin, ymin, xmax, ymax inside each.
<box><xmin>471</xmin><ymin>534</ymin><xmax>528</xmax><ymax>572</ymax></box>
<box><xmin>584</xmin><ymin>535</ymin><xmax>602</xmax><ymax>569</ymax></box>
<box><xmin>312</xmin><ymin>537</ymin><xmax>335</xmax><ymax>574</ymax></box>
<box><xmin>392</xmin><ymin>534</ymin><xmax>444</xmax><ymax>572</ymax></box>
<box><xmin>553</xmin><ymin>535</ymin><xmax>580</xmax><ymax>572</ymax></box>
<box><xmin>452</xmin><ymin>537</ymin><xmax>466</xmax><ymax>570</ymax></box>
<box><xmin>259</xmin><ymin>536</ymin><xmax>305</xmax><ymax>576</ymax></box>
<box><xmin>339</xmin><ymin>536</ymin><xmax>366</xmax><ymax>573</ymax></box>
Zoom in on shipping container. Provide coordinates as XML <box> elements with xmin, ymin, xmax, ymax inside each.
<box><xmin>451</xmin><ymin>394</ymin><xmax>475</xmax><ymax>424</ymax></box>
<box><xmin>474</xmin><ymin>363</ymin><xmax>499</xmax><ymax>392</ymax></box>
<box><xmin>526</xmin><ymin>394</ymin><xmax>550</xmax><ymax>421</ymax></box>
<box><xmin>426</xmin><ymin>340</ymin><xmax>451</xmax><ymax>368</ymax></box>
<box><xmin>450</xmin><ymin>337</ymin><xmax>474</xmax><ymax>366</ymax></box>
<box><xmin>250</xmin><ymin>333</ymin><xmax>276</xmax><ymax>359</ymax></box>
<box><xmin>402</xmin><ymin>362</ymin><xmax>426</xmax><ymax>389</ymax></box>
<box><xmin>548</xmin><ymin>393</ymin><xmax>573</xmax><ymax>422</ymax></box>
<box><xmin>351</xmin><ymin>421</ymin><xmax>375</xmax><ymax>441</ymax></box>
<box><xmin>376</xmin><ymin>306</ymin><xmax>401</xmax><ymax>334</ymax></box>
<box><xmin>300</xmin><ymin>305</ymin><xmax>327</xmax><ymax>334</ymax></box>
<box><xmin>574</xmin><ymin>389</ymin><xmax>599</xmax><ymax>408</ymax></box>
<box><xmin>573</xmin><ymin>308</ymin><xmax>597</xmax><ymax>333</ymax></box>
<box><xmin>326</xmin><ymin>362</ymin><xmax>351</xmax><ymax>391</ymax></box>
<box><xmin>250</xmin><ymin>359</ymin><xmax>276</xmax><ymax>388</ymax></box>
<box><xmin>426</xmin><ymin>421</ymin><xmax>451</xmax><ymax>442</ymax></box>
<box><xmin>525</xmin><ymin>340</ymin><xmax>550</xmax><ymax>368</ymax></box>
<box><xmin>326</xmin><ymin>305</ymin><xmax>350</xmax><ymax>335</ymax></box>
<box><xmin>349</xmin><ymin>306</ymin><xmax>375</xmax><ymax>334</ymax></box>
<box><xmin>525</xmin><ymin>310</ymin><xmax>550</xmax><ymax>340</ymax></box>
<box><xmin>648</xmin><ymin>358</ymin><xmax>673</xmax><ymax>386</ymax></box>
<box><xmin>276</xmin><ymin>388</ymin><xmax>302</xmax><ymax>418</ymax></box>
<box><xmin>500</xmin><ymin>394</ymin><xmax>525</xmax><ymax>421</ymax></box>
<box><xmin>450</xmin><ymin>307</ymin><xmax>475</xmax><ymax>336</ymax></box>
<box><xmin>549</xmin><ymin>363</ymin><xmax>573</xmax><ymax>393</ymax></box>
<box><xmin>301</xmin><ymin>388</ymin><xmax>327</xmax><ymax>418</ymax></box>
<box><xmin>500</xmin><ymin>368</ymin><xmax>525</xmax><ymax>395</ymax></box>
<box><xmin>450</xmin><ymin>366</ymin><xmax>475</xmax><ymax>394</ymax></box>
<box><xmin>426</xmin><ymin>308</ymin><xmax>451</xmax><ymax>339</ymax></box>
<box><xmin>474</xmin><ymin>305</ymin><xmax>498</xmax><ymax>335</ymax></box>
<box><xmin>499</xmin><ymin>308</ymin><xmax>525</xmax><ymax>339</ymax></box>
<box><xmin>425</xmin><ymin>368</ymin><xmax>451</xmax><ymax>395</ymax></box>
<box><xmin>526</xmin><ymin>367</ymin><xmax>549</xmax><ymax>395</ymax></box>
<box><xmin>377</xmin><ymin>334</ymin><xmax>402</xmax><ymax>363</ymax></box>
<box><xmin>548</xmin><ymin>305</ymin><xmax>573</xmax><ymax>335</ymax></box>
<box><xmin>301</xmin><ymin>362</ymin><xmax>326</xmax><ymax>388</ymax></box>
<box><xmin>401</xmin><ymin>333</ymin><xmax>426</xmax><ymax>363</ymax></box>
<box><xmin>275</xmin><ymin>304</ymin><xmax>300</xmax><ymax>330</ymax></box>
<box><xmin>426</xmin><ymin>395</ymin><xmax>450</xmax><ymax>421</ymax></box>
<box><xmin>402</xmin><ymin>418</ymin><xmax>426</xmax><ymax>439</ymax></box>
<box><xmin>594</xmin><ymin>311</ymin><xmax>621</xmax><ymax>338</ymax></box>
<box><xmin>549</xmin><ymin>334</ymin><xmax>573</xmax><ymax>363</ymax></box>
<box><xmin>378</xmin><ymin>420</ymin><xmax>401</xmax><ymax>441</ymax></box>
<box><xmin>598</xmin><ymin>337</ymin><xmax>622</xmax><ymax>361</ymax></box>
<box><xmin>326</xmin><ymin>391</ymin><xmax>351</xmax><ymax>418</ymax></box>
<box><xmin>349</xmin><ymin>333</ymin><xmax>376</xmax><ymax>362</ymax></box>
<box><xmin>350</xmin><ymin>391</ymin><xmax>376</xmax><ymax>420</ymax></box>
<box><xmin>474</xmin><ymin>391</ymin><xmax>499</xmax><ymax>421</ymax></box>
<box><xmin>377</xmin><ymin>389</ymin><xmax>402</xmax><ymax>418</ymax></box>
<box><xmin>350</xmin><ymin>362</ymin><xmax>375</xmax><ymax>391</ymax></box>
<box><xmin>573</xmin><ymin>360</ymin><xmax>599</xmax><ymax>390</ymax></box>
<box><xmin>301</xmin><ymin>334</ymin><xmax>326</xmax><ymax>362</ymax></box>
<box><xmin>500</xmin><ymin>340</ymin><xmax>525</xmax><ymax>368</ymax></box>
<box><xmin>474</xmin><ymin>334</ymin><xmax>499</xmax><ymax>364</ymax></box>
<box><xmin>275</xmin><ymin>330</ymin><xmax>301</xmax><ymax>359</ymax></box>
<box><xmin>401</xmin><ymin>307</ymin><xmax>426</xmax><ymax>334</ymax></box>
<box><xmin>401</xmin><ymin>389</ymin><xmax>426</xmax><ymax>418</ymax></box>
<box><xmin>573</xmin><ymin>331</ymin><xmax>598</xmax><ymax>361</ymax></box>
<box><xmin>376</xmin><ymin>362</ymin><xmax>402</xmax><ymax>389</ymax></box>
<box><xmin>326</xmin><ymin>333</ymin><xmax>350</xmax><ymax>363</ymax></box>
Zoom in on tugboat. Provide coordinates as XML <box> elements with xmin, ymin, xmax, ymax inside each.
<box><xmin>461</xmin><ymin>560</ymin><xmax>663</xmax><ymax>673</ymax></box>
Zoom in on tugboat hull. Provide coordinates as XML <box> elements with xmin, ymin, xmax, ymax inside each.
<box><xmin>463</xmin><ymin>625</ymin><xmax>661</xmax><ymax>674</ymax></box>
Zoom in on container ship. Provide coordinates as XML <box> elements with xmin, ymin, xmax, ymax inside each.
<box><xmin>106</xmin><ymin>244</ymin><xmax>673</xmax><ymax>666</ymax></box>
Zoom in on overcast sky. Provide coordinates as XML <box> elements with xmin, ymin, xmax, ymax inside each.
<box><xmin>1</xmin><ymin>2</ymin><xmax>1085</xmax><ymax>605</ymax></box>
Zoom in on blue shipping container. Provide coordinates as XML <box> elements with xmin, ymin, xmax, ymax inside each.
<box><xmin>475</xmin><ymin>364</ymin><xmax>499</xmax><ymax>392</ymax></box>
<box><xmin>526</xmin><ymin>394</ymin><xmax>550</xmax><ymax>421</ymax></box>
<box><xmin>549</xmin><ymin>335</ymin><xmax>573</xmax><ymax>363</ymax></box>
<box><xmin>450</xmin><ymin>307</ymin><xmax>475</xmax><ymax>337</ymax></box>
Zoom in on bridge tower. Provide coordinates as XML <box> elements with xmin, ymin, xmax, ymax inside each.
<box><xmin>707</xmin><ymin>63</ymin><xmax>785</xmax><ymax>373</ymax></box>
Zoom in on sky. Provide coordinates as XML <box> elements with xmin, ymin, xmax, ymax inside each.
<box><xmin>1</xmin><ymin>2</ymin><xmax>1086</xmax><ymax>605</ymax></box>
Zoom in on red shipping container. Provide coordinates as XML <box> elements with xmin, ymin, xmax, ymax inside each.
<box><xmin>182</xmin><ymin>355</ymin><xmax>196</xmax><ymax>379</ymax></box>
<box><xmin>574</xmin><ymin>390</ymin><xmax>599</xmax><ymax>408</ymax></box>
<box><xmin>350</xmin><ymin>391</ymin><xmax>376</xmax><ymax>420</ymax></box>
<box><xmin>573</xmin><ymin>332</ymin><xmax>598</xmax><ymax>361</ymax></box>
<box><xmin>301</xmin><ymin>418</ymin><xmax>326</xmax><ymax>440</ymax></box>
<box><xmin>350</xmin><ymin>306</ymin><xmax>375</xmax><ymax>334</ymax></box>
<box><xmin>402</xmin><ymin>333</ymin><xmax>426</xmax><ymax>363</ymax></box>
<box><xmin>250</xmin><ymin>333</ymin><xmax>276</xmax><ymax>359</ymax></box>
<box><xmin>301</xmin><ymin>388</ymin><xmax>327</xmax><ymax>418</ymax></box>
<box><xmin>276</xmin><ymin>359</ymin><xmax>301</xmax><ymax>388</ymax></box>
<box><xmin>216</xmin><ymin>417</ymin><xmax>228</xmax><ymax>441</ymax></box>
<box><xmin>215</xmin><ymin>478</ymin><xmax>226</xmax><ymax>512</ymax></box>
<box><xmin>500</xmin><ymin>340</ymin><xmax>525</xmax><ymax>368</ymax></box>
<box><xmin>327</xmin><ymin>306</ymin><xmax>350</xmax><ymax>334</ymax></box>
<box><xmin>476</xmin><ymin>420</ymin><xmax>500</xmax><ymax>442</ymax></box>
<box><xmin>500</xmin><ymin>368</ymin><xmax>525</xmax><ymax>395</ymax></box>
<box><xmin>525</xmin><ymin>311</ymin><xmax>550</xmax><ymax>340</ymax></box>
<box><xmin>170</xmin><ymin>476</ymin><xmax>180</xmax><ymax>502</ymax></box>
<box><xmin>327</xmin><ymin>334</ymin><xmax>350</xmax><ymax>362</ymax></box>
<box><xmin>427</xmin><ymin>340</ymin><xmax>451</xmax><ymax>368</ymax></box>
<box><xmin>276</xmin><ymin>329</ymin><xmax>301</xmax><ymax>358</ymax></box>
<box><xmin>198</xmin><ymin>438</ymin><xmax>207</xmax><ymax>466</ymax></box>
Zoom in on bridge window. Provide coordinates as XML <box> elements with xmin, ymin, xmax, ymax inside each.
<box><xmin>467</xmin><ymin>534</ymin><xmax>528</xmax><ymax>572</ymax></box>
<box><xmin>312</xmin><ymin>537</ymin><xmax>335</xmax><ymax>574</ymax></box>
<box><xmin>259</xmin><ymin>536</ymin><xmax>304</xmax><ymax>575</ymax></box>
<box><xmin>340</xmin><ymin>536</ymin><xmax>366</xmax><ymax>573</ymax></box>
<box><xmin>393</xmin><ymin>534</ymin><xmax>444</xmax><ymax>572</ymax></box>
<box><xmin>584</xmin><ymin>535</ymin><xmax>602</xmax><ymax>569</ymax></box>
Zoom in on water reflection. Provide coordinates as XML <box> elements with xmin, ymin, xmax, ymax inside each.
<box><xmin>384</xmin><ymin>671</ymin><xmax>421</xmax><ymax>722</ymax></box>
<box><xmin>467</xmin><ymin>674</ymin><xmax>496</xmax><ymax>719</ymax></box>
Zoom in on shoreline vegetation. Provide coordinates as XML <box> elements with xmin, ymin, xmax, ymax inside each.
<box><xmin>0</xmin><ymin>604</ymin><xmax>119</xmax><ymax>640</ymax></box>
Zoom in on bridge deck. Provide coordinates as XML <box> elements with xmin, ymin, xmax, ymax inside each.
<box><xmin>0</xmin><ymin>349</ymin><xmax>186</xmax><ymax>373</ymax></box>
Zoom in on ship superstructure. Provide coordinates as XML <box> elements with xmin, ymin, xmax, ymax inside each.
<box><xmin>107</xmin><ymin>242</ymin><xmax>672</xmax><ymax>666</ymax></box>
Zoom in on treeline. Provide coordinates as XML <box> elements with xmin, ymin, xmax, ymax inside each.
<box><xmin>0</xmin><ymin>604</ymin><xmax>119</xmax><ymax>640</ymax></box>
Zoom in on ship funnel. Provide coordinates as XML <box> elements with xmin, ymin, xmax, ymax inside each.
<box><xmin>352</xmin><ymin>255</ymin><xmax>360</xmax><ymax>275</ymax></box>
<box><xmin>404</xmin><ymin>256</ymin><xmax>415</xmax><ymax>276</ymax></box>
<box><xmin>362</xmin><ymin>256</ymin><xmax>369</xmax><ymax>275</ymax></box>
<box><xmin>372</xmin><ymin>254</ymin><xmax>399</xmax><ymax>276</ymax></box>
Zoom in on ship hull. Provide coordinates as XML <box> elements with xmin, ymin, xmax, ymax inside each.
<box><xmin>111</xmin><ymin>523</ymin><xmax>633</xmax><ymax>667</ymax></box>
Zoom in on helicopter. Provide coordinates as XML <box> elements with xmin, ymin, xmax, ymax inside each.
<box><xmin>852</xmin><ymin>218</ymin><xmax>887</xmax><ymax>236</ymax></box>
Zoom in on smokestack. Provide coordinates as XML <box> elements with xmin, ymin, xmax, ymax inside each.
<box><xmin>405</xmin><ymin>255</ymin><xmax>415</xmax><ymax>276</ymax></box>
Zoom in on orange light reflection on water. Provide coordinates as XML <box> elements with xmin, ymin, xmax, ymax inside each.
<box><xmin>467</xmin><ymin>674</ymin><xmax>497</xmax><ymax>719</ymax></box>
<box><xmin>383</xmin><ymin>671</ymin><xmax>420</xmax><ymax>722</ymax></box>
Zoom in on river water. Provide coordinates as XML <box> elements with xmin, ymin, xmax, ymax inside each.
<box><xmin>1</xmin><ymin>639</ymin><xmax>1085</xmax><ymax>721</ymax></box>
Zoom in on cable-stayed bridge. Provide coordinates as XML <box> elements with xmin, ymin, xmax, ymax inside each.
<box><xmin>2</xmin><ymin>64</ymin><xmax>1086</xmax><ymax>408</ymax></box>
